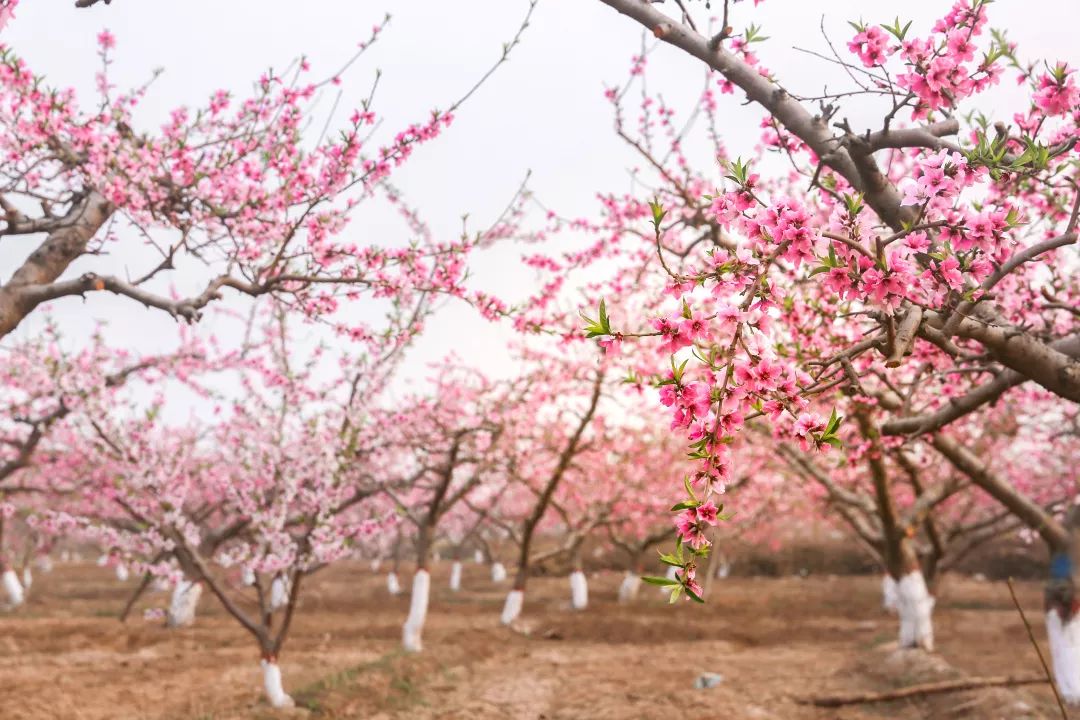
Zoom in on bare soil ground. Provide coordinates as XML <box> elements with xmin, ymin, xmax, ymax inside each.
<box><xmin>0</xmin><ymin>562</ymin><xmax>1063</xmax><ymax>719</ymax></box>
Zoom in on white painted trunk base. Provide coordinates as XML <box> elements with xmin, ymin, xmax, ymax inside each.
<box><xmin>242</xmin><ymin>567</ymin><xmax>256</xmax><ymax>586</ymax></box>
<box><xmin>402</xmin><ymin>570</ymin><xmax>430</xmax><ymax>653</ymax></box>
<box><xmin>36</xmin><ymin>556</ymin><xmax>53</xmax><ymax>573</ymax></box>
<box><xmin>21</xmin><ymin>567</ymin><xmax>32</xmax><ymax>591</ymax></box>
<box><xmin>3</xmin><ymin>569</ymin><xmax>24</xmax><ymax>607</ymax></box>
<box><xmin>269</xmin><ymin>577</ymin><xmax>289</xmax><ymax>611</ymax></box>
<box><xmin>167</xmin><ymin>580</ymin><xmax>201</xmax><ymax>627</ymax></box>
<box><xmin>116</xmin><ymin>564</ymin><xmax>129</xmax><ymax>582</ymax></box>
<box><xmin>1047</xmin><ymin>608</ymin><xmax>1080</xmax><ymax>704</ymax></box>
<box><xmin>618</xmin><ymin>572</ymin><xmax>641</xmax><ymax>604</ymax></box>
<box><xmin>387</xmin><ymin>571</ymin><xmax>402</xmax><ymax>596</ymax></box>
<box><xmin>474</xmin><ymin>549</ymin><xmax>484</xmax><ymax>564</ymax></box>
<box><xmin>716</xmin><ymin>560</ymin><xmax>732</xmax><ymax>579</ymax></box>
<box><xmin>491</xmin><ymin>562</ymin><xmax>507</xmax><ymax>584</ymax></box>
<box><xmin>261</xmin><ymin>660</ymin><xmax>295</xmax><ymax>708</ymax></box>
<box><xmin>569</xmin><ymin>570</ymin><xmax>588</xmax><ymax>610</ymax></box>
<box><xmin>500</xmin><ymin>589</ymin><xmax>524</xmax><ymax>625</ymax></box>
<box><xmin>882</xmin><ymin>575</ymin><xmax>899</xmax><ymax>613</ymax></box>
<box><xmin>449</xmin><ymin>561</ymin><xmax>462</xmax><ymax>592</ymax></box>
<box><xmin>896</xmin><ymin>571</ymin><xmax>934</xmax><ymax>651</ymax></box>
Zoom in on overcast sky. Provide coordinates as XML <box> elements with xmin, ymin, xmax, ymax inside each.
<box><xmin>4</xmin><ymin>0</ymin><xmax>1077</xmax><ymax>411</ymax></box>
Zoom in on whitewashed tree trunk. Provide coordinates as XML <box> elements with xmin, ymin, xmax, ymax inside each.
<box><xmin>401</xmin><ymin>570</ymin><xmax>430</xmax><ymax>653</ymax></box>
<box><xmin>716</xmin><ymin>558</ymin><xmax>732</xmax><ymax>579</ymax></box>
<box><xmin>167</xmin><ymin>579</ymin><xmax>202</xmax><ymax>627</ymax></box>
<box><xmin>269</xmin><ymin>576</ymin><xmax>289</xmax><ymax>611</ymax></box>
<box><xmin>491</xmin><ymin>562</ymin><xmax>507</xmax><ymax>583</ymax></box>
<box><xmin>449</xmin><ymin>561</ymin><xmax>462</xmax><ymax>592</ymax></box>
<box><xmin>473</xmin><ymin>549</ymin><xmax>484</xmax><ymax>564</ymax></box>
<box><xmin>618</xmin><ymin>571</ymin><xmax>641</xmax><ymax>604</ymax></box>
<box><xmin>242</xmin><ymin>567</ymin><xmax>256</xmax><ymax>586</ymax></box>
<box><xmin>500</xmin><ymin>589</ymin><xmax>524</xmax><ymax>625</ymax></box>
<box><xmin>1047</xmin><ymin>608</ymin><xmax>1080</xmax><ymax>704</ymax></box>
<box><xmin>882</xmin><ymin>574</ymin><xmax>899</xmax><ymax>613</ymax></box>
<box><xmin>3</xmin><ymin>569</ymin><xmax>24</xmax><ymax>607</ymax></box>
<box><xmin>21</xmin><ymin>567</ymin><xmax>32</xmax><ymax>591</ymax></box>
<box><xmin>370</xmin><ymin>559</ymin><xmax>382</xmax><ymax>572</ymax></box>
<box><xmin>36</xmin><ymin>556</ymin><xmax>53</xmax><ymax>573</ymax></box>
<box><xmin>261</xmin><ymin>660</ymin><xmax>295</xmax><ymax>708</ymax></box>
<box><xmin>387</xmin><ymin>571</ymin><xmax>402</xmax><ymax>596</ymax></box>
<box><xmin>569</xmin><ymin>570</ymin><xmax>588</xmax><ymax>610</ymax></box>
<box><xmin>116</xmin><ymin>564</ymin><xmax>129</xmax><ymax>582</ymax></box>
<box><xmin>896</xmin><ymin>571</ymin><xmax>934</xmax><ymax>651</ymax></box>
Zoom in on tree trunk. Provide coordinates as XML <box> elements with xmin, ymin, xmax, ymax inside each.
<box><xmin>500</xmin><ymin>588</ymin><xmax>524</xmax><ymax>625</ymax></box>
<box><xmin>619</xmin><ymin>554</ymin><xmax>644</xmax><ymax>604</ymax></box>
<box><xmin>1046</xmin><ymin>507</ymin><xmax>1080</xmax><ymax>704</ymax></box>
<box><xmin>269</xmin><ymin>575</ymin><xmax>289</xmax><ymax>612</ymax></box>
<box><xmin>491</xmin><ymin>562</ymin><xmax>507</xmax><ymax>583</ymax></box>
<box><xmin>449</xmin><ymin>561</ymin><xmax>462</xmax><ymax>592</ymax></box>
<box><xmin>858</xmin><ymin>411</ymin><xmax>933</xmax><ymax>651</ymax></box>
<box><xmin>402</xmin><ymin>569</ymin><xmax>430</xmax><ymax>652</ymax></box>
<box><xmin>882</xmin><ymin>574</ymin><xmax>899</xmax><ymax>613</ymax></box>
<box><xmin>618</xmin><ymin>571</ymin><xmax>642</xmax><ymax>604</ymax></box>
<box><xmin>896</xmin><ymin>569</ymin><xmax>935</xmax><ymax>651</ymax></box>
<box><xmin>2</xmin><ymin>566</ymin><xmax>24</xmax><ymax>607</ymax></box>
<box><xmin>386</xmin><ymin>571</ymin><xmax>402</xmax><ymax>596</ymax></box>
<box><xmin>260</xmin><ymin>658</ymin><xmax>295</xmax><ymax>708</ymax></box>
<box><xmin>166</xmin><ymin>579</ymin><xmax>201</xmax><ymax>628</ymax></box>
<box><xmin>568</xmin><ymin>549</ymin><xmax>587</xmax><ymax>610</ymax></box>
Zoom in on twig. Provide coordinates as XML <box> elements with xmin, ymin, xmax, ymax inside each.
<box><xmin>1008</xmin><ymin>576</ymin><xmax>1069</xmax><ymax>720</ymax></box>
<box><xmin>801</xmin><ymin>675</ymin><xmax>1048</xmax><ymax>708</ymax></box>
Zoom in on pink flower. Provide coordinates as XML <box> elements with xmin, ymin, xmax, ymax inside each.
<box><xmin>793</xmin><ymin>412</ymin><xmax>825</xmax><ymax>450</ymax></box>
<box><xmin>1034</xmin><ymin>66</ymin><xmax>1079</xmax><ymax>117</ymax></box>
<box><xmin>695</xmin><ymin>500</ymin><xmax>719</xmax><ymax>525</ymax></box>
<box><xmin>0</xmin><ymin>0</ymin><xmax>16</xmax><ymax>31</ymax></box>
<box><xmin>847</xmin><ymin>26</ymin><xmax>891</xmax><ymax>68</ymax></box>
<box><xmin>97</xmin><ymin>30</ymin><xmax>116</xmax><ymax>50</ymax></box>
<box><xmin>598</xmin><ymin>336</ymin><xmax>622</xmax><ymax>356</ymax></box>
<box><xmin>675</xmin><ymin>509</ymin><xmax>708</xmax><ymax>549</ymax></box>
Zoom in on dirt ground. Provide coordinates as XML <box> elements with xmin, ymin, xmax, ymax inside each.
<box><xmin>0</xmin><ymin>561</ymin><xmax>1064</xmax><ymax>719</ymax></box>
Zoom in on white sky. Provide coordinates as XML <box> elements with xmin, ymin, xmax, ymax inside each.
<box><xmin>4</xmin><ymin>0</ymin><xmax>1077</xmax><ymax>411</ymax></box>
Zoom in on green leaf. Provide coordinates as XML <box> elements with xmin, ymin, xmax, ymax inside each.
<box><xmin>683</xmin><ymin>475</ymin><xmax>697</xmax><ymax>501</ymax></box>
<box><xmin>744</xmin><ymin>23</ymin><xmax>770</xmax><ymax>44</ymax></box>
<box><xmin>824</xmin><ymin>408</ymin><xmax>842</xmax><ymax>435</ymax></box>
<box><xmin>642</xmin><ymin>576</ymin><xmax>680</xmax><ymax>586</ymax></box>
<box><xmin>649</xmin><ymin>199</ymin><xmax>667</xmax><ymax>231</ymax></box>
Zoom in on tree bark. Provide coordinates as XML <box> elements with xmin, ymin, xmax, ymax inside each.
<box><xmin>0</xmin><ymin>192</ymin><xmax>113</xmax><ymax>339</ymax></box>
